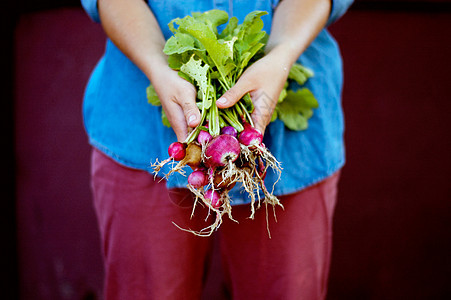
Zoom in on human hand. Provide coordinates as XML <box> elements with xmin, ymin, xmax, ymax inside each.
<box><xmin>216</xmin><ymin>50</ymin><xmax>290</xmax><ymax>134</ymax></box>
<box><xmin>150</xmin><ymin>65</ymin><xmax>201</xmax><ymax>142</ymax></box>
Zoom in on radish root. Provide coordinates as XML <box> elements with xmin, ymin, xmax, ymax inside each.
<box><xmin>152</xmin><ymin>135</ymin><xmax>283</xmax><ymax>237</ymax></box>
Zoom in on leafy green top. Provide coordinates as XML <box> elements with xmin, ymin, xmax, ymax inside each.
<box><xmin>147</xmin><ymin>9</ymin><xmax>319</xmax><ymax>140</ymax></box>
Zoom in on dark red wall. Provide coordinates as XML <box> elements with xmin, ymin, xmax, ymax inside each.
<box><xmin>328</xmin><ymin>8</ymin><xmax>451</xmax><ymax>299</ymax></box>
<box><xmin>14</xmin><ymin>8</ymin><xmax>105</xmax><ymax>300</ymax></box>
<box><xmin>12</xmin><ymin>2</ymin><xmax>451</xmax><ymax>299</ymax></box>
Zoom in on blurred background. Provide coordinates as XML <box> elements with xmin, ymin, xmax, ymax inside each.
<box><xmin>3</xmin><ymin>0</ymin><xmax>450</xmax><ymax>299</ymax></box>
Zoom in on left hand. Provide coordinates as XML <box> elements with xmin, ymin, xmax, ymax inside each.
<box><xmin>216</xmin><ymin>49</ymin><xmax>291</xmax><ymax>134</ymax></box>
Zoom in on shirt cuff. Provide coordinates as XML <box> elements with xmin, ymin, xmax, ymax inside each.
<box><xmin>328</xmin><ymin>0</ymin><xmax>354</xmax><ymax>25</ymax></box>
<box><xmin>81</xmin><ymin>0</ymin><xmax>100</xmax><ymax>23</ymax></box>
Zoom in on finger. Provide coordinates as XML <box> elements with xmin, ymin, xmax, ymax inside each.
<box><xmin>216</xmin><ymin>79</ymin><xmax>250</xmax><ymax>109</ymax></box>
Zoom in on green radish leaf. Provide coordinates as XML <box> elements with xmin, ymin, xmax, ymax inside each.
<box><xmin>152</xmin><ymin>9</ymin><xmax>320</xmax><ymax>135</ymax></box>
<box><xmin>167</xmin><ymin>54</ymin><xmax>184</xmax><ymax>70</ymax></box>
<box><xmin>146</xmin><ymin>85</ymin><xmax>161</xmax><ymax>106</ymax></box>
<box><xmin>219</xmin><ymin>16</ymin><xmax>238</xmax><ymax>39</ymax></box>
<box><xmin>180</xmin><ymin>56</ymin><xmax>212</xmax><ymax>108</ymax></box>
<box><xmin>291</xmin><ymin>88</ymin><xmax>319</xmax><ymax>109</ymax></box>
<box><xmin>236</xmin><ymin>11</ymin><xmax>267</xmax><ymax>41</ymax></box>
<box><xmin>191</xmin><ymin>9</ymin><xmax>229</xmax><ymax>35</ymax></box>
<box><xmin>275</xmin><ymin>88</ymin><xmax>318</xmax><ymax>130</ymax></box>
<box><xmin>163</xmin><ymin>32</ymin><xmax>205</xmax><ymax>55</ymax></box>
<box><xmin>177</xmin><ymin>70</ymin><xmax>194</xmax><ymax>85</ymax></box>
<box><xmin>288</xmin><ymin>63</ymin><xmax>314</xmax><ymax>86</ymax></box>
<box><xmin>236</xmin><ymin>42</ymin><xmax>265</xmax><ymax>74</ymax></box>
<box><xmin>167</xmin><ymin>50</ymin><xmax>210</xmax><ymax>70</ymax></box>
<box><xmin>224</xmin><ymin>36</ymin><xmax>238</xmax><ymax>59</ymax></box>
<box><xmin>270</xmin><ymin>109</ymin><xmax>278</xmax><ymax>122</ymax></box>
<box><xmin>187</xmin><ymin>25</ymin><xmax>234</xmax><ymax>78</ymax></box>
<box><xmin>161</xmin><ymin>109</ymin><xmax>171</xmax><ymax>127</ymax></box>
<box><xmin>173</xmin><ymin>20</ymin><xmax>233</xmax><ymax>85</ymax></box>
<box><xmin>234</xmin><ymin>11</ymin><xmax>267</xmax><ymax>55</ymax></box>
<box><xmin>278</xmin><ymin>87</ymin><xmax>287</xmax><ymax>103</ymax></box>
<box><xmin>276</xmin><ymin>107</ymin><xmax>308</xmax><ymax>131</ymax></box>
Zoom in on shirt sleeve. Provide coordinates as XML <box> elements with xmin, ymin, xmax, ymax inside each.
<box><xmin>81</xmin><ymin>0</ymin><xmax>100</xmax><ymax>23</ymax></box>
<box><xmin>328</xmin><ymin>0</ymin><xmax>354</xmax><ymax>25</ymax></box>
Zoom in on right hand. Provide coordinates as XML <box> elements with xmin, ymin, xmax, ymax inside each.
<box><xmin>150</xmin><ymin>65</ymin><xmax>200</xmax><ymax>142</ymax></box>
<box><xmin>98</xmin><ymin>0</ymin><xmax>202</xmax><ymax>142</ymax></box>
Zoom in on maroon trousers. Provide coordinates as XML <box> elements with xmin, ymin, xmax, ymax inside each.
<box><xmin>91</xmin><ymin>149</ymin><xmax>340</xmax><ymax>300</ymax></box>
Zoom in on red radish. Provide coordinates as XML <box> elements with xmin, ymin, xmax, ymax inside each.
<box><xmin>152</xmin><ymin>141</ymin><xmax>187</xmax><ymax>173</ymax></box>
<box><xmin>238</xmin><ymin>124</ymin><xmax>263</xmax><ymax>147</ymax></box>
<box><xmin>165</xmin><ymin>142</ymin><xmax>203</xmax><ymax>176</ymax></box>
<box><xmin>205</xmin><ymin>189</ymin><xmax>221</xmax><ymax>208</ymax></box>
<box><xmin>221</xmin><ymin>126</ymin><xmax>237</xmax><ymax>137</ymax></box>
<box><xmin>168</xmin><ymin>142</ymin><xmax>186</xmax><ymax>161</ymax></box>
<box><xmin>205</xmin><ymin>134</ymin><xmax>241</xmax><ymax>168</ymax></box>
<box><xmin>197</xmin><ymin>130</ymin><xmax>213</xmax><ymax>145</ymax></box>
<box><xmin>188</xmin><ymin>169</ymin><xmax>208</xmax><ymax>188</ymax></box>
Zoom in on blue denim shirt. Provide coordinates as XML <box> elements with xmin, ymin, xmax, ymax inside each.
<box><xmin>81</xmin><ymin>0</ymin><xmax>353</xmax><ymax>205</ymax></box>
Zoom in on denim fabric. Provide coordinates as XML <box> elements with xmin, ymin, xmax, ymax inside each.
<box><xmin>81</xmin><ymin>0</ymin><xmax>353</xmax><ymax>204</ymax></box>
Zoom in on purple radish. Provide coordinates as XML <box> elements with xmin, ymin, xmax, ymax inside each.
<box><xmin>221</xmin><ymin>126</ymin><xmax>237</xmax><ymax>137</ymax></box>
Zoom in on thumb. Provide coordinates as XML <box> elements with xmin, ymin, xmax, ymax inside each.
<box><xmin>216</xmin><ymin>80</ymin><xmax>250</xmax><ymax>109</ymax></box>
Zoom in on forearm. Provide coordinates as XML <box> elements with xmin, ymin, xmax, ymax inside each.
<box><xmin>98</xmin><ymin>0</ymin><xmax>201</xmax><ymax>141</ymax></box>
<box><xmin>98</xmin><ymin>0</ymin><xmax>167</xmax><ymax>81</ymax></box>
<box><xmin>266</xmin><ymin>0</ymin><xmax>331</xmax><ymax>67</ymax></box>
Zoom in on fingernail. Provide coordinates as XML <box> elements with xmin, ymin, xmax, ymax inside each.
<box><xmin>217</xmin><ymin>97</ymin><xmax>227</xmax><ymax>105</ymax></box>
<box><xmin>188</xmin><ymin>114</ymin><xmax>196</xmax><ymax>125</ymax></box>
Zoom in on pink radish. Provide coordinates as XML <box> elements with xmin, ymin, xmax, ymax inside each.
<box><xmin>197</xmin><ymin>130</ymin><xmax>213</xmax><ymax>145</ymax></box>
<box><xmin>188</xmin><ymin>169</ymin><xmax>208</xmax><ymax>188</ymax></box>
<box><xmin>238</xmin><ymin>124</ymin><xmax>263</xmax><ymax>146</ymax></box>
<box><xmin>168</xmin><ymin>142</ymin><xmax>186</xmax><ymax>161</ymax></box>
<box><xmin>205</xmin><ymin>189</ymin><xmax>221</xmax><ymax>208</ymax></box>
<box><xmin>204</xmin><ymin>134</ymin><xmax>241</xmax><ymax>168</ymax></box>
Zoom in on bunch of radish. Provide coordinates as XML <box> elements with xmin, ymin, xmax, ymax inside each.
<box><xmin>148</xmin><ymin>9</ymin><xmax>318</xmax><ymax>236</ymax></box>
<box><xmin>152</xmin><ymin>118</ymin><xmax>282</xmax><ymax>236</ymax></box>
